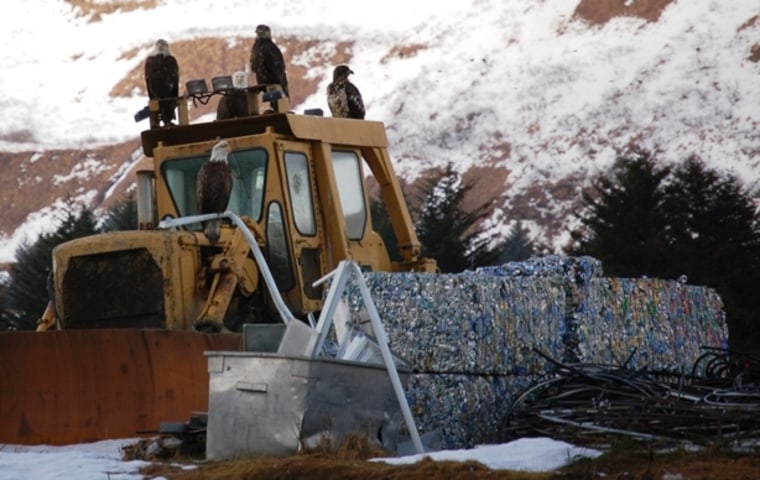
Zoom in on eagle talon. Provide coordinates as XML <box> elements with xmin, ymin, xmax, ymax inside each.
<box><xmin>194</xmin><ymin>320</ymin><xmax>223</xmax><ymax>334</ymax></box>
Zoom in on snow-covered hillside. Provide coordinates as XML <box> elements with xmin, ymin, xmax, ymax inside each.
<box><xmin>0</xmin><ymin>0</ymin><xmax>758</xmax><ymax>263</ymax></box>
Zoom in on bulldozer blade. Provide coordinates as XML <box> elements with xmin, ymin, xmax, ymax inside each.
<box><xmin>0</xmin><ymin>329</ymin><xmax>240</xmax><ymax>445</ymax></box>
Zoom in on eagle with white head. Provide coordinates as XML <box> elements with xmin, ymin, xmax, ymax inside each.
<box><xmin>196</xmin><ymin>140</ymin><xmax>233</xmax><ymax>244</ymax></box>
<box><xmin>144</xmin><ymin>39</ymin><xmax>180</xmax><ymax>126</ymax></box>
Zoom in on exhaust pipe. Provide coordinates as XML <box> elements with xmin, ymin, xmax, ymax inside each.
<box><xmin>136</xmin><ymin>169</ymin><xmax>156</xmax><ymax>230</ymax></box>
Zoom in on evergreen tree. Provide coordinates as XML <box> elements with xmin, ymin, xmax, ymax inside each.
<box><xmin>370</xmin><ymin>197</ymin><xmax>402</xmax><ymax>262</ymax></box>
<box><xmin>568</xmin><ymin>149</ymin><xmax>760</xmax><ymax>353</ymax></box>
<box><xmin>567</xmin><ymin>148</ymin><xmax>672</xmax><ymax>277</ymax></box>
<box><xmin>100</xmin><ymin>193</ymin><xmax>138</xmax><ymax>231</ymax></box>
<box><xmin>0</xmin><ymin>273</ymin><xmax>14</xmax><ymax>330</ymax></box>
<box><xmin>663</xmin><ymin>156</ymin><xmax>760</xmax><ymax>352</ymax></box>
<box><xmin>2</xmin><ymin>199</ymin><xmax>99</xmax><ymax>330</ymax></box>
<box><xmin>415</xmin><ymin>163</ymin><xmax>503</xmax><ymax>273</ymax></box>
<box><xmin>496</xmin><ymin>222</ymin><xmax>535</xmax><ymax>263</ymax></box>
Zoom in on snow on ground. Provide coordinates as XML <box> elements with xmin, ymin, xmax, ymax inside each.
<box><xmin>0</xmin><ymin>437</ymin><xmax>601</xmax><ymax>478</ymax></box>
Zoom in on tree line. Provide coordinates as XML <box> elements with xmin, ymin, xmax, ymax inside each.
<box><xmin>566</xmin><ymin>148</ymin><xmax>760</xmax><ymax>354</ymax></box>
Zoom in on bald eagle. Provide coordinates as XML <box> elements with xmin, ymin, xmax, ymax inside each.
<box><xmin>197</xmin><ymin>140</ymin><xmax>233</xmax><ymax>245</ymax></box>
<box><xmin>144</xmin><ymin>39</ymin><xmax>180</xmax><ymax>126</ymax></box>
<box><xmin>327</xmin><ymin>65</ymin><xmax>365</xmax><ymax>119</ymax></box>
<box><xmin>217</xmin><ymin>71</ymin><xmax>250</xmax><ymax>120</ymax></box>
<box><xmin>250</xmin><ymin>24</ymin><xmax>289</xmax><ymax>98</ymax></box>
<box><xmin>216</xmin><ymin>90</ymin><xmax>249</xmax><ymax>120</ymax></box>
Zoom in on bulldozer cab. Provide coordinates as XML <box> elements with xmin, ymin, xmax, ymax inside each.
<box><xmin>43</xmin><ymin>87</ymin><xmax>434</xmax><ymax>333</ymax></box>
<box><xmin>142</xmin><ymin>109</ymin><xmax>435</xmax><ymax>319</ymax></box>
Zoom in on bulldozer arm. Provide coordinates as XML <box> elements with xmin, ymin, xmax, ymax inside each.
<box><xmin>0</xmin><ymin>329</ymin><xmax>240</xmax><ymax>445</ymax></box>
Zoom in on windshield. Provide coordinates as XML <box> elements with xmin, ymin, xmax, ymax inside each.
<box><xmin>162</xmin><ymin>148</ymin><xmax>268</xmax><ymax>224</ymax></box>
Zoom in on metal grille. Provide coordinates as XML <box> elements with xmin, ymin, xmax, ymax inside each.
<box><xmin>61</xmin><ymin>248</ymin><xmax>165</xmax><ymax>329</ymax></box>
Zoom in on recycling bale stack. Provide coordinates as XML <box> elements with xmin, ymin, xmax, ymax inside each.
<box><xmin>578</xmin><ymin>276</ymin><xmax>728</xmax><ymax>372</ymax></box>
<box><xmin>356</xmin><ymin>269</ymin><xmax>567</xmax><ymax>447</ymax></box>
<box><xmin>345</xmin><ymin>255</ymin><xmax>728</xmax><ymax>449</ymax></box>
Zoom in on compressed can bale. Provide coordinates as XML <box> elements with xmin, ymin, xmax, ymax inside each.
<box><xmin>339</xmin><ymin>255</ymin><xmax>728</xmax><ymax>448</ymax></box>
<box><xmin>405</xmin><ymin>373</ymin><xmax>538</xmax><ymax>449</ymax></box>
<box><xmin>351</xmin><ymin>271</ymin><xmax>566</xmax><ymax>375</ymax></box>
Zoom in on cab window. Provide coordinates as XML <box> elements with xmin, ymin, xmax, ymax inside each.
<box><xmin>284</xmin><ymin>151</ymin><xmax>316</xmax><ymax>236</ymax></box>
<box><xmin>331</xmin><ymin>150</ymin><xmax>366</xmax><ymax>240</ymax></box>
<box><xmin>161</xmin><ymin>148</ymin><xmax>267</xmax><ymax>224</ymax></box>
<box><xmin>266</xmin><ymin>202</ymin><xmax>295</xmax><ymax>291</ymax></box>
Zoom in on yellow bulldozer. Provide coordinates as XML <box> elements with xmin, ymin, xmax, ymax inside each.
<box><xmin>0</xmin><ymin>84</ymin><xmax>435</xmax><ymax>445</ymax></box>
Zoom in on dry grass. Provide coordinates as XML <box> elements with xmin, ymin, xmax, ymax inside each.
<box><xmin>136</xmin><ymin>435</ymin><xmax>760</xmax><ymax>480</ymax></box>
<box><xmin>560</xmin><ymin>441</ymin><xmax>760</xmax><ymax>479</ymax></box>
<box><xmin>140</xmin><ymin>434</ymin><xmax>553</xmax><ymax>480</ymax></box>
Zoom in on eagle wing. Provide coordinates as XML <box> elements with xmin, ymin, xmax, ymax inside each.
<box><xmin>326</xmin><ymin>82</ymin><xmax>346</xmax><ymax>117</ymax></box>
<box><xmin>144</xmin><ymin>55</ymin><xmax>159</xmax><ymax>99</ymax></box>
<box><xmin>346</xmin><ymin>82</ymin><xmax>365</xmax><ymax>119</ymax></box>
<box><xmin>164</xmin><ymin>55</ymin><xmax>179</xmax><ymax>98</ymax></box>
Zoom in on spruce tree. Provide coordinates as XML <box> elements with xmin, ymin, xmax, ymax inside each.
<box><xmin>415</xmin><ymin>163</ymin><xmax>503</xmax><ymax>273</ymax></box>
<box><xmin>3</xmin><ymin>199</ymin><xmax>99</xmax><ymax>330</ymax></box>
<box><xmin>100</xmin><ymin>193</ymin><xmax>138</xmax><ymax>231</ymax></box>
<box><xmin>0</xmin><ymin>277</ymin><xmax>11</xmax><ymax>330</ymax></box>
<box><xmin>568</xmin><ymin>149</ymin><xmax>760</xmax><ymax>353</ymax></box>
<box><xmin>497</xmin><ymin>222</ymin><xmax>535</xmax><ymax>263</ymax></box>
<box><xmin>663</xmin><ymin>156</ymin><xmax>760</xmax><ymax>352</ymax></box>
<box><xmin>567</xmin><ymin>148</ymin><xmax>672</xmax><ymax>277</ymax></box>
<box><xmin>370</xmin><ymin>197</ymin><xmax>402</xmax><ymax>262</ymax></box>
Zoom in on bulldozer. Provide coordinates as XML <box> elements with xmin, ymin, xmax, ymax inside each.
<box><xmin>0</xmin><ymin>82</ymin><xmax>435</xmax><ymax>445</ymax></box>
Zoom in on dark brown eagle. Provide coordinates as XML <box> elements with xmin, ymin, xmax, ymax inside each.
<box><xmin>327</xmin><ymin>65</ymin><xmax>365</xmax><ymax>119</ymax></box>
<box><xmin>249</xmin><ymin>24</ymin><xmax>289</xmax><ymax>98</ymax></box>
<box><xmin>144</xmin><ymin>39</ymin><xmax>180</xmax><ymax>126</ymax></box>
<box><xmin>217</xmin><ymin>71</ymin><xmax>249</xmax><ymax>120</ymax></box>
<box><xmin>197</xmin><ymin>139</ymin><xmax>233</xmax><ymax>244</ymax></box>
<box><xmin>216</xmin><ymin>90</ymin><xmax>249</xmax><ymax>120</ymax></box>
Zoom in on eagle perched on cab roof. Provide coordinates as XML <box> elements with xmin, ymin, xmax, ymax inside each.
<box><xmin>250</xmin><ymin>24</ymin><xmax>289</xmax><ymax>98</ymax></box>
<box><xmin>144</xmin><ymin>39</ymin><xmax>180</xmax><ymax>126</ymax></box>
<box><xmin>197</xmin><ymin>140</ymin><xmax>233</xmax><ymax>245</ymax></box>
<box><xmin>217</xmin><ymin>71</ymin><xmax>250</xmax><ymax>120</ymax></box>
<box><xmin>327</xmin><ymin>65</ymin><xmax>365</xmax><ymax>119</ymax></box>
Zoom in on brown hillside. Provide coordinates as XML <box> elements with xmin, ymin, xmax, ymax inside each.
<box><xmin>573</xmin><ymin>0</ymin><xmax>675</xmax><ymax>25</ymax></box>
<box><xmin>4</xmin><ymin>0</ymin><xmax>746</xmax><ymax>262</ymax></box>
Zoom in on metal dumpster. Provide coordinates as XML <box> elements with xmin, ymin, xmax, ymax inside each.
<box><xmin>205</xmin><ymin>351</ymin><xmax>409</xmax><ymax>459</ymax></box>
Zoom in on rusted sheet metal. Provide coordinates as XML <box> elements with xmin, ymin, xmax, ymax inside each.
<box><xmin>0</xmin><ymin>329</ymin><xmax>240</xmax><ymax>445</ymax></box>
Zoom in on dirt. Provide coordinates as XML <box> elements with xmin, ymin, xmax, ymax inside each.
<box><xmin>573</xmin><ymin>0</ymin><xmax>676</xmax><ymax>26</ymax></box>
<box><xmin>133</xmin><ymin>435</ymin><xmax>760</xmax><ymax>480</ymax></box>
